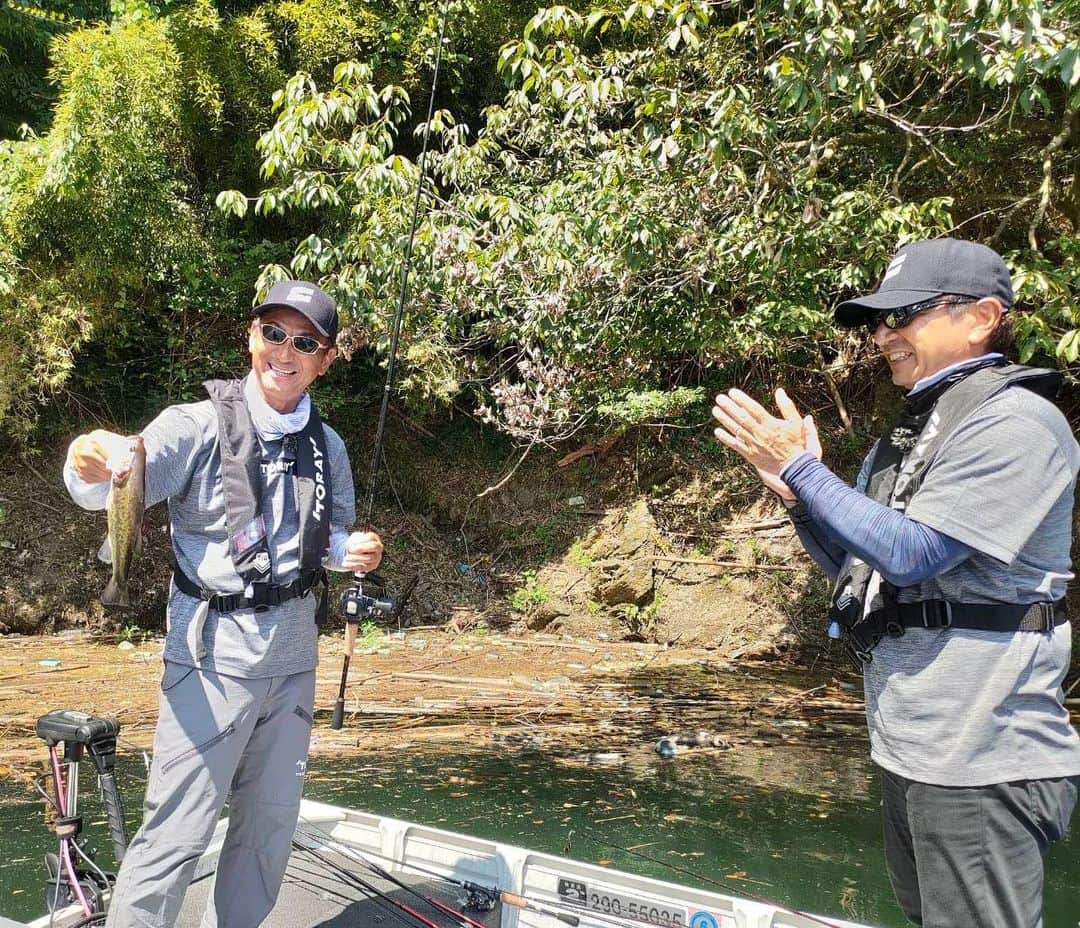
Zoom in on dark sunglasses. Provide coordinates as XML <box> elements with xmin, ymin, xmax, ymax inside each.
<box><xmin>865</xmin><ymin>295</ymin><xmax>975</xmax><ymax>333</ymax></box>
<box><xmin>260</xmin><ymin>322</ymin><xmax>328</xmax><ymax>355</ymax></box>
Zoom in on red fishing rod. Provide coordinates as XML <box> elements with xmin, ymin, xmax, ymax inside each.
<box><xmin>293</xmin><ymin>836</ymin><xmax>466</xmax><ymax>928</ymax></box>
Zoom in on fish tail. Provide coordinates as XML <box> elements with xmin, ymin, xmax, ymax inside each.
<box><xmin>101</xmin><ymin>577</ymin><xmax>130</xmax><ymax>608</ymax></box>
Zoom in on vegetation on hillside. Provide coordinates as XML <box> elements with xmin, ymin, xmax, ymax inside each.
<box><xmin>1</xmin><ymin>0</ymin><xmax>1079</xmax><ymax>446</ymax></box>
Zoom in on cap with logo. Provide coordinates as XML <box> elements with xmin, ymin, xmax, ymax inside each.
<box><xmin>834</xmin><ymin>238</ymin><xmax>1014</xmax><ymax>328</ymax></box>
<box><xmin>253</xmin><ymin>280</ymin><xmax>338</xmax><ymax>342</ymax></box>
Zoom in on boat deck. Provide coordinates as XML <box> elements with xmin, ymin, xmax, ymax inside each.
<box><xmin>178</xmin><ymin>844</ymin><xmax>503</xmax><ymax>928</ymax></box>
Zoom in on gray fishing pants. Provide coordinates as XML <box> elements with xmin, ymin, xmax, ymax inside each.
<box><xmin>105</xmin><ymin>663</ymin><xmax>316</xmax><ymax>928</ymax></box>
<box><xmin>880</xmin><ymin>766</ymin><xmax>1079</xmax><ymax>928</ymax></box>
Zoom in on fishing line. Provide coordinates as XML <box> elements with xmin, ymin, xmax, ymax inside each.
<box><xmin>361</xmin><ymin>0</ymin><xmax>450</xmax><ymax>528</ymax></box>
<box><xmin>329</xmin><ymin>0</ymin><xmax>451</xmax><ymax>730</ymax></box>
<box><xmin>299</xmin><ymin>816</ymin><xmax>844</xmax><ymax>928</ymax></box>
<box><xmin>285</xmin><ymin>859</ymin><xmax>371</xmax><ymax>906</ymax></box>
<box><xmin>293</xmin><ymin>837</ymin><xmax>452</xmax><ymax>928</ymax></box>
<box><xmin>296</xmin><ymin>818</ymin><xmax>585</xmax><ymax>928</ymax></box>
<box><xmin>296</xmin><ymin>823</ymin><xmax>488</xmax><ymax>928</ymax></box>
<box><xmin>293</xmin><ymin>842</ymin><xmax>422</xmax><ymax>928</ymax></box>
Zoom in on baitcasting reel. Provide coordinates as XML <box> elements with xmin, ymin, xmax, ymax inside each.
<box><xmin>330</xmin><ymin>571</ymin><xmax>418</xmax><ymax>730</ymax></box>
<box><xmin>339</xmin><ymin>571</ymin><xmax>397</xmax><ymax>624</ymax></box>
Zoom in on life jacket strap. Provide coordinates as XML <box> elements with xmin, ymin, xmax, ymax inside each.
<box><xmin>172</xmin><ymin>566</ymin><xmax>325</xmax><ymax>614</ymax></box>
<box><xmin>844</xmin><ymin>599</ymin><xmax>1067</xmax><ymax>668</ymax></box>
<box><xmin>875</xmin><ymin>598</ymin><xmax>1066</xmax><ymax>633</ymax></box>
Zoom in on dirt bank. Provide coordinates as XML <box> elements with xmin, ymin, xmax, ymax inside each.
<box><xmin>0</xmin><ymin>427</ymin><xmax>828</xmax><ymax>658</ymax></box>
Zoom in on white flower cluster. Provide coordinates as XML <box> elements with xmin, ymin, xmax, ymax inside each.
<box><xmin>476</xmin><ymin>348</ymin><xmax>575</xmax><ymax>442</ymax></box>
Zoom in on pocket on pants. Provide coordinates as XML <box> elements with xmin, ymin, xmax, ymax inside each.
<box><xmin>1026</xmin><ymin>777</ymin><xmax>1079</xmax><ymax>847</ymax></box>
<box><xmin>159</xmin><ymin>723</ymin><xmax>236</xmax><ymax>775</ymax></box>
<box><xmin>161</xmin><ymin>661</ymin><xmax>196</xmax><ymax>692</ymax></box>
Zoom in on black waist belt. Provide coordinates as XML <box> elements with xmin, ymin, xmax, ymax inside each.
<box><xmin>172</xmin><ymin>568</ymin><xmax>322</xmax><ymax>613</ymax></box>
<box><xmin>843</xmin><ymin>598</ymin><xmax>1067</xmax><ymax>668</ymax></box>
<box><xmin>875</xmin><ymin>599</ymin><xmax>1067</xmax><ymax>633</ymax></box>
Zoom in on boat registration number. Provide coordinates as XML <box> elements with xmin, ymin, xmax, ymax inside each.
<box><xmin>557</xmin><ymin>879</ymin><xmax>688</xmax><ymax>928</ymax></box>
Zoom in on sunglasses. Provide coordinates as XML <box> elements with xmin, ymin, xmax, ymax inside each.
<box><xmin>260</xmin><ymin>322</ymin><xmax>328</xmax><ymax>356</ymax></box>
<box><xmin>864</xmin><ymin>295</ymin><xmax>975</xmax><ymax>333</ymax></box>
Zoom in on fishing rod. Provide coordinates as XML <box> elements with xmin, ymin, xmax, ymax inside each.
<box><xmin>298</xmin><ymin>815</ymin><xmax>847</xmax><ymax>928</ymax></box>
<box><xmin>296</xmin><ymin>824</ymin><xmax>489</xmax><ymax>928</ymax></box>
<box><xmin>286</xmin><ymin>858</ymin><xmax>371</xmax><ymax>907</ymax></box>
<box><xmin>329</xmin><ymin>0</ymin><xmax>450</xmax><ymax>731</ymax></box>
<box><xmin>297</xmin><ymin>818</ymin><xmax>582</xmax><ymax>927</ymax></box>
<box><xmin>293</xmin><ymin>835</ymin><xmax>466</xmax><ymax>928</ymax></box>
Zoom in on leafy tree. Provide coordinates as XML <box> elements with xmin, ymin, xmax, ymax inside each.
<box><xmin>220</xmin><ymin>0</ymin><xmax>1080</xmax><ymax>441</ymax></box>
<box><xmin>0</xmin><ymin>0</ymin><xmax>108</xmax><ymax>137</ymax></box>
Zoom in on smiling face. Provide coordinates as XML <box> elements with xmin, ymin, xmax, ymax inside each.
<box><xmin>870</xmin><ymin>298</ymin><xmax>1003</xmax><ymax>390</ymax></box>
<box><xmin>249</xmin><ymin>308</ymin><xmax>336</xmax><ymax>412</ymax></box>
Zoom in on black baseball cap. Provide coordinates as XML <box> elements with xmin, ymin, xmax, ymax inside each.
<box><xmin>834</xmin><ymin>238</ymin><xmax>1014</xmax><ymax>328</ymax></box>
<box><xmin>253</xmin><ymin>280</ymin><xmax>338</xmax><ymax>342</ymax></box>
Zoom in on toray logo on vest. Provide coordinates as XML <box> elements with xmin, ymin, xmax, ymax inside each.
<box><xmin>309</xmin><ymin>435</ymin><xmax>326</xmax><ymax>521</ymax></box>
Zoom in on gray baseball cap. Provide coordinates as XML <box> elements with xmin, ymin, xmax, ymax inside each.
<box><xmin>253</xmin><ymin>280</ymin><xmax>338</xmax><ymax>341</ymax></box>
<box><xmin>834</xmin><ymin>238</ymin><xmax>1014</xmax><ymax>328</ymax></box>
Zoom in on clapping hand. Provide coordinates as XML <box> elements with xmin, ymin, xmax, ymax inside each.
<box><xmin>711</xmin><ymin>388</ymin><xmax>822</xmax><ymax>500</ymax></box>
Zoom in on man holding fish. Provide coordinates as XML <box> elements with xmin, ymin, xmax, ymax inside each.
<box><xmin>64</xmin><ymin>281</ymin><xmax>384</xmax><ymax>928</ymax></box>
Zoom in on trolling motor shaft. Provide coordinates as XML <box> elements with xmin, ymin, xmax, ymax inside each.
<box><xmin>37</xmin><ymin>710</ymin><xmax>129</xmax><ymax>865</ymax></box>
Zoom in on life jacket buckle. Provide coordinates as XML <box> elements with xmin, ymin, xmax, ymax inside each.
<box><xmin>921</xmin><ymin>601</ymin><xmax>952</xmax><ymax>628</ymax></box>
<box><xmin>844</xmin><ymin>640</ymin><xmax>873</xmax><ymax>669</ymax></box>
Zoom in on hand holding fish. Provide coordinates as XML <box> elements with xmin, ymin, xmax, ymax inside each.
<box><xmin>343</xmin><ymin>531</ymin><xmax>384</xmax><ymax>574</ymax></box>
<box><xmin>70</xmin><ymin>429</ymin><xmax>136</xmax><ymax>484</ymax></box>
<box><xmin>712</xmin><ymin>388</ymin><xmax>822</xmax><ymax>500</ymax></box>
<box><xmin>96</xmin><ymin>435</ymin><xmax>147</xmax><ymax>608</ymax></box>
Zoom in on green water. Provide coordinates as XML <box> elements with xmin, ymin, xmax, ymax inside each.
<box><xmin>2</xmin><ymin>743</ymin><xmax>1077</xmax><ymax>927</ymax></box>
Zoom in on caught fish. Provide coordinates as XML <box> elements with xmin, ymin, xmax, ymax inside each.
<box><xmin>98</xmin><ymin>435</ymin><xmax>146</xmax><ymax>608</ymax></box>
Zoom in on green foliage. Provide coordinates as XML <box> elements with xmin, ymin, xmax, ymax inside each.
<box><xmin>170</xmin><ymin>0</ymin><xmax>286</xmax><ymax>191</ymax></box>
<box><xmin>0</xmin><ymin>18</ymin><xmax>215</xmax><ymax>431</ymax></box>
<box><xmin>567</xmin><ymin>540</ymin><xmax>593</xmax><ymax>567</ymax></box>
<box><xmin>6</xmin><ymin>0</ymin><xmax>1080</xmax><ymax>447</ymax></box>
<box><xmin>597</xmin><ymin>387</ymin><xmax>705</xmax><ymax>428</ymax></box>
<box><xmin>119</xmin><ymin>622</ymin><xmax>153</xmax><ymax>643</ymax></box>
<box><xmin>355</xmin><ymin>620</ymin><xmax>384</xmax><ymax>649</ymax></box>
<box><xmin>621</xmin><ymin>594</ymin><xmax>663</xmax><ymax>638</ymax></box>
<box><xmin>227</xmin><ymin>0</ymin><xmax>1080</xmax><ymax>447</ymax></box>
<box><xmin>0</xmin><ymin>0</ymin><xmax>109</xmax><ymax>136</ymax></box>
<box><xmin>0</xmin><ymin>0</ymin><xmax>529</xmax><ymax>438</ymax></box>
<box><xmin>509</xmin><ymin>570</ymin><xmax>549</xmax><ymax>610</ymax></box>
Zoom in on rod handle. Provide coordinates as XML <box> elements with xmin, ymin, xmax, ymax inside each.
<box><xmin>499</xmin><ymin>894</ymin><xmax>579</xmax><ymax>926</ymax></box>
<box><xmin>330</xmin><ymin>698</ymin><xmax>345</xmax><ymax>730</ymax></box>
<box><xmin>343</xmin><ymin>619</ymin><xmax>358</xmax><ymax>656</ymax></box>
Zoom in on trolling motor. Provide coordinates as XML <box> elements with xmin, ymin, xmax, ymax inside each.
<box><xmin>35</xmin><ymin>709</ymin><xmax>129</xmax><ymax>921</ymax></box>
<box><xmin>329</xmin><ymin>571</ymin><xmax>417</xmax><ymax>730</ymax></box>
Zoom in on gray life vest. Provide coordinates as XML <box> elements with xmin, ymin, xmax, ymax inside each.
<box><xmin>171</xmin><ymin>379</ymin><xmax>332</xmax><ymax>614</ymax></box>
<box><xmin>828</xmin><ymin>361</ymin><xmax>1067</xmax><ymax>664</ymax></box>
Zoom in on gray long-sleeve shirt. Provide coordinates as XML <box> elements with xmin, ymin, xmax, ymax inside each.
<box><xmin>66</xmin><ymin>398</ymin><xmax>357</xmax><ymax>678</ymax></box>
